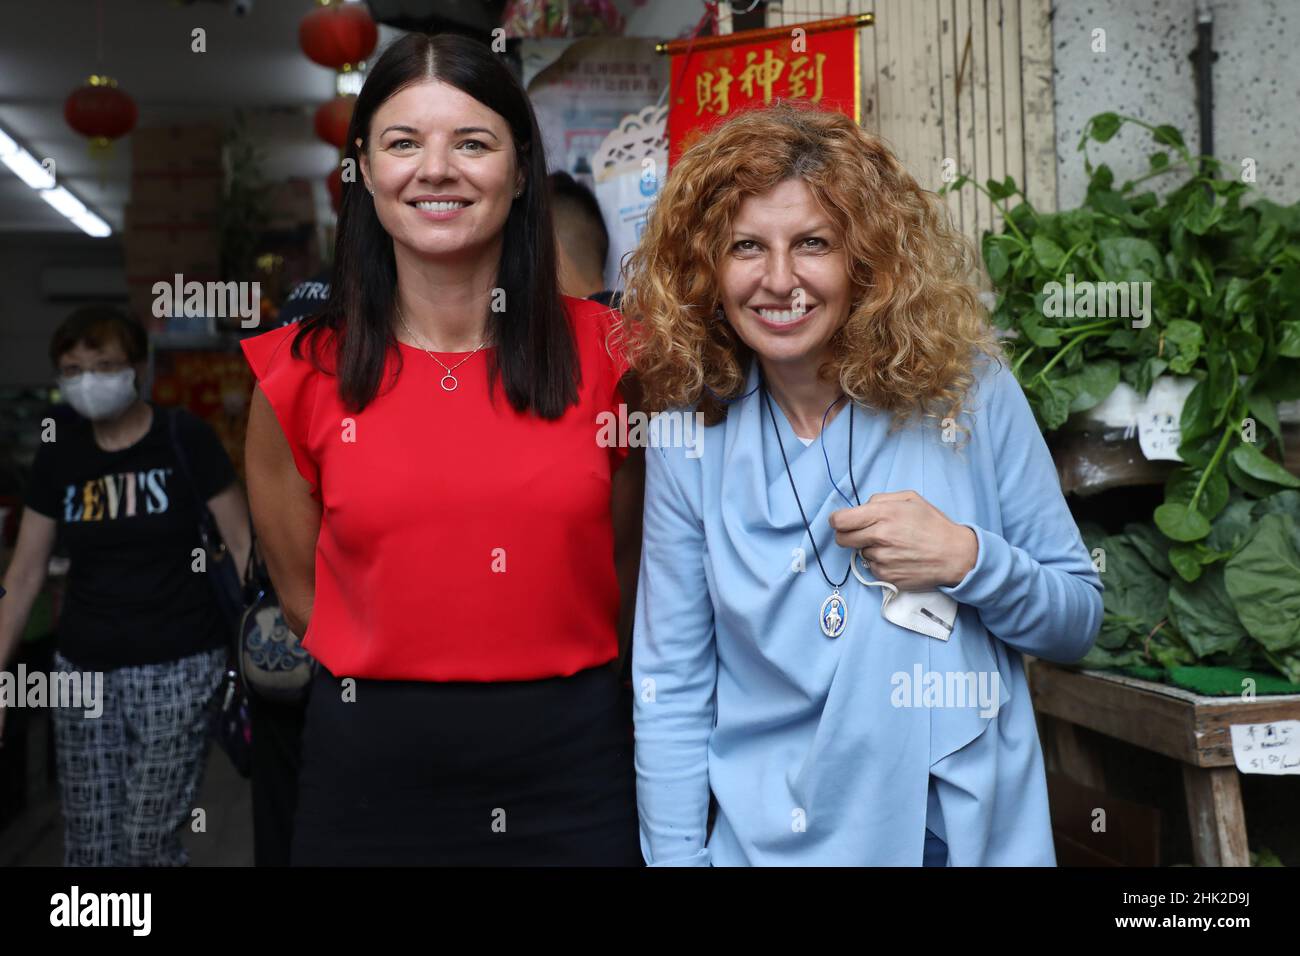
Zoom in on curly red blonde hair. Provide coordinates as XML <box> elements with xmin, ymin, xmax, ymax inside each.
<box><xmin>617</xmin><ymin>100</ymin><xmax>1004</xmax><ymax>437</ymax></box>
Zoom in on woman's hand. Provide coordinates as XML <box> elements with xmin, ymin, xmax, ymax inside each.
<box><xmin>829</xmin><ymin>490</ymin><xmax>978</xmax><ymax>591</ymax></box>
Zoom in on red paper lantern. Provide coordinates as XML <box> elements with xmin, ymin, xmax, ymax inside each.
<box><xmin>299</xmin><ymin>1</ymin><xmax>378</xmax><ymax>71</ymax></box>
<box><xmin>314</xmin><ymin>94</ymin><xmax>356</xmax><ymax>148</ymax></box>
<box><xmin>64</xmin><ymin>75</ymin><xmax>138</xmax><ymax>146</ymax></box>
<box><xmin>327</xmin><ymin>165</ymin><xmax>343</xmax><ymax>214</ymax></box>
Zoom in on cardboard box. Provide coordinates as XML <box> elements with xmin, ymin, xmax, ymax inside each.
<box><xmin>130</xmin><ymin>173</ymin><xmax>223</xmax><ymax>219</ymax></box>
<box><xmin>124</xmin><ymin>200</ymin><xmax>218</xmax><ymax>229</ymax></box>
<box><xmin>127</xmin><ymin>279</ymin><xmax>155</xmax><ymax>326</ymax></box>
<box><xmin>264</xmin><ymin>178</ymin><xmax>316</xmax><ymax>230</ymax></box>
<box><xmin>131</xmin><ymin>125</ymin><xmax>224</xmax><ymax>175</ymax></box>
<box><xmin>123</xmin><ymin>226</ymin><xmax>221</xmax><ymax>281</ymax></box>
<box><xmin>128</xmin><ymin>279</ymin><xmax>211</xmax><ymax>332</ymax></box>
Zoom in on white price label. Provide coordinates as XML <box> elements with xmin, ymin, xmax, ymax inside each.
<box><xmin>1229</xmin><ymin>720</ymin><xmax>1300</xmax><ymax>775</ymax></box>
<box><xmin>1136</xmin><ymin>376</ymin><xmax>1196</xmax><ymax>462</ymax></box>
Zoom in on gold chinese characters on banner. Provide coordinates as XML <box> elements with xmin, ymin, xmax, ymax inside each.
<box><xmin>667</xmin><ymin>20</ymin><xmax>860</xmax><ymax>166</ymax></box>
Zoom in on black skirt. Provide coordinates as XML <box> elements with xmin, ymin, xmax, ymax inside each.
<box><xmin>290</xmin><ymin>662</ymin><xmax>643</xmax><ymax>866</ymax></box>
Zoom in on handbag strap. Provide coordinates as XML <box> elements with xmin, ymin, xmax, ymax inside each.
<box><xmin>166</xmin><ymin>405</ymin><xmax>267</xmax><ymax>595</ymax></box>
<box><xmin>165</xmin><ymin>405</ymin><xmax>214</xmax><ymax>527</ymax></box>
<box><xmin>166</xmin><ymin>405</ymin><xmax>242</xmax><ymax>575</ymax></box>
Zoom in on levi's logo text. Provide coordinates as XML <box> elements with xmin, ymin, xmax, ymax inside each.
<box><xmin>61</xmin><ymin>468</ymin><xmax>172</xmax><ymax>522</ymax></box>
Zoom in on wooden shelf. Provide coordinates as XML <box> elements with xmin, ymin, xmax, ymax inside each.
<box><xmin>1028</xmin><ymin>659</ymin><xmax>1300</xmax><ymax>768</ymax></box>
<box><xmin>1050</xmin><ymin>422</ymin><xmax>1300</xmax><ymax>497</ymax></box>
<box><xmin>1027</xmin><ymin>658</ymin><xmax>1300</xmax><ymax>866</ymax></box>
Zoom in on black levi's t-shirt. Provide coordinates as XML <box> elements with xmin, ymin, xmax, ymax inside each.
<box><xmin>24</xmin><ymin>402</ymin><xmax>239</xmax><ymax>670</ymax></box>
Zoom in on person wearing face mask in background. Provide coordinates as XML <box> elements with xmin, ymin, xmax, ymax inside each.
<box><xmin>0</xmin><ymin>306</ymin><xmax>252</xmax><ymax>866</ymax></box>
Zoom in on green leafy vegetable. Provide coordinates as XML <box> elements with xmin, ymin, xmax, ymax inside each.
<box><xmin>1224</xmin><ymin>515</ymin><xmax>1300</xmax><ymax>660</ymax></box>
<box><xmin>942</xmin><ymin>111</ymin><xmax>1300</xmax><ymax>543</ymax></box>
<box><xmin>942</xmin><ymin>113</ymin><xmax>1300</xmax><ymax>684</ymax></box>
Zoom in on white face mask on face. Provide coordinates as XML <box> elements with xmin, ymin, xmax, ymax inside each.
<box><xmin>58</xmin><ymin>368</ymin><xmax>138</xmax><ymax>421</ymax></box>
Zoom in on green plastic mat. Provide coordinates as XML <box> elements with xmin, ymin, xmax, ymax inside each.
<box><xmin>1100</xmin><ymin>664</ymin><xmax>1300</xmax><ymax>697</ymax></box>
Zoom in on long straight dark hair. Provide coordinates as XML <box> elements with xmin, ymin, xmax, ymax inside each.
<box><xmin>291</xmin><ymin>32</ymin><xmax>578</xmax><ymax>418</ymax></box>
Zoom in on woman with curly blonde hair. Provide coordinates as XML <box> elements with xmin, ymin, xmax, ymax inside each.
<box><xmin>621</xmin><ymin>100</ymin><xmax>1102</xmax><ymax>866</ymax></box>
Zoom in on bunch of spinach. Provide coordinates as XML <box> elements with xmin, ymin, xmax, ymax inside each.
<box><xmin>1077</xmin><ymin>491</ymin><xmax>1300</xmax><ymax>683</ymax></box>
<box><xmin>943</xmin><ymin>112</ymin><xmax>1300</xmax><ymax>681</ymax></box>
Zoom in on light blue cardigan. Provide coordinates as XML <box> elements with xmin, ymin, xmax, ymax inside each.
<box><xmin>631</xmin><ymin>353</ymin><xmax>1104</xmax><ymax>866</ymax></box>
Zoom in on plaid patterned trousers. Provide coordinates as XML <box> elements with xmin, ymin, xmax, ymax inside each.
<box><xmin>51</xmin><ymin>647</ymin><xmax>224</xmax><ymax>866</ymax></box>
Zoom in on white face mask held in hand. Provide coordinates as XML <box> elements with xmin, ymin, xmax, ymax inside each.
<box><xmin>852</xmin><ymin>551</ymin><xmax>957</xmax><ymax>641</ymax></box>
<box><xmin>59</xmin><ymin>368</ymin><xmax>138</xmax><ymax>421</ymax></box>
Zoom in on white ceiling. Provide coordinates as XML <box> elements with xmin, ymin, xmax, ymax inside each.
<box><xmin>0</xmin><ymin>0</ymin><xmax>395</xmax><ymax>235</ymax></box>
<box><xmin>0</xmin><ymin>0</ymin><xmax>709</xmax><ymax>237</ymax></box>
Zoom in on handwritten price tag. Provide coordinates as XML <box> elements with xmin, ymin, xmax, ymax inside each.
<box><xmin>1229</xmin><ymin>720</ymin><xmax>1300</xmax><ymax>775</ymax></box>
<box><xmin>1136</xmin><ymin>376</ymin><xmax>1196</xmax><ymax>462</ymax></box>
<box><xmin>1137</xmin><ymin>409</ymin><xmax>1181</xmax><ymax>460</ymax></box>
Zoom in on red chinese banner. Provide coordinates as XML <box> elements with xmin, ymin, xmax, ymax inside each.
<box><xmin>666</xmin><ymin>17</ymin><xmax>862</xmax><ymax>168</ymax></box>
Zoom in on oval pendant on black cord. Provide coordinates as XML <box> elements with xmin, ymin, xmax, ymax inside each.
<box><xmin>760</xmin><ymin>375</ymin><xmax>860</xmax><ymax>642</ymax></box>
<box><xmin>820</xmin><ymin>589</ymin><xmax>847</xmax><ymax>638</ymax></box>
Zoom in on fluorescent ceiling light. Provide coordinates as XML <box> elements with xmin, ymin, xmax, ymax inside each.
<box><xmin>70</xmin><ymin>211</ymin><xmax>111</xmax><ymax>237</ymax></box>
<box><xmin>40</xmin><ymin>186</ymin><xmax>88</xmax><ymax>218</ymax></box>
<box><xmin>2</xmin><ymin>143</ymin><xmax>55</xmax><ymax>188</ymax></box>
<box><xmin>0</xmin><ymin>121</ymin><xmax>112</xmax><ymax>236</ymax></box>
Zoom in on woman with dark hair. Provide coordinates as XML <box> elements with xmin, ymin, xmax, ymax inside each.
<box><xmin>622</xmin><ymin>102</ymin><xmax>1102</xmax><ymax>866</ymax></box>
<box><xmin>0</xmin><ymin>306</ymin><xmax>250</xmax><ymax>865</ymax></box>
<box><xmin>240</xmin><ymin>32</ymin><xmax>643</xmax><ymax>865</ymax></box>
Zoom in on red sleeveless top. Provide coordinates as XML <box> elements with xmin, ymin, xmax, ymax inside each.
<box><xmin>240</xmin><ymin>296</ymin><xmax>629</xmax><ymax>681</ymax></box>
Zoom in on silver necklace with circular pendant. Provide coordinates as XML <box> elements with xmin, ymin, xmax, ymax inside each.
<box><xmin>395</xmin><ymin>304</ymin><xmax>487</xmax><ymax>392</ymax></box>
<box><xmin>762</xmin><ymin>377</ymin><xmax>861</xmax><ymax>639</ymax></box>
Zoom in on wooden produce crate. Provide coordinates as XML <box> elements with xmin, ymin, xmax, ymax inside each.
<box><xmin>1027</xmin><ymin>658</ymin><xmax>1300</xmax><ymax>866</ymax></box>
<box><xmin>1050</xmin><ymin>414</ymin><xmax>1300</xmax><ymax>497</ymax></box>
